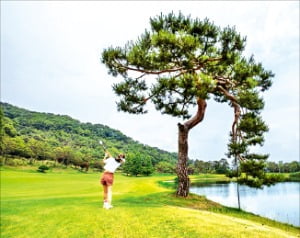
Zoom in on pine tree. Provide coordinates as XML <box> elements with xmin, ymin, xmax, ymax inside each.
<box><xmin>101</xmin><ymin>12</ymin><xmax>274</xmax><ymax>197</ymax></box>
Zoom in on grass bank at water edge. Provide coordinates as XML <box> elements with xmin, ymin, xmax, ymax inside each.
<box><xmin>1</xmin><ymin>166</ymin><xmax>299</xmax><ymax>238</ymax></box>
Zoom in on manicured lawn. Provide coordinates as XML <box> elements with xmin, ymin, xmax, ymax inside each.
<box><xmin>1</xmin><ymin>167</ymin><xmax>299</xmax><ymax>238</ymax></box>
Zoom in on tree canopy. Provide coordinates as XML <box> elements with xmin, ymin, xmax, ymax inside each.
<box><xmin>102</xmin><ymin>12</ymin><xmax>274</xmax><ymax>193</ymax></box>
<box><xmin>102</xmin><ymin>13</ymin><xmax>272</xmax><ymax>115</ymax></box>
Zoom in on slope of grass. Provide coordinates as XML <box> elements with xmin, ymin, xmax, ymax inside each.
<box><xmin>1</xmin><ymin>166</ymin><xmax>299</xmax><ymax>238</ymax></box>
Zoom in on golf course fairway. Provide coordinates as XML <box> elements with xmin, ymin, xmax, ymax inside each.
<box><xmin>1</xmin><ymin>166</ymin><xmax>299</xmax><ymax>238</ymax></box>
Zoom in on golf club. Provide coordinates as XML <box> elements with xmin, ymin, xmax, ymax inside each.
<box><xmin>99</xmin><ymin>140</ymin><xmax>107</xmax><ymax>151</ymax></box>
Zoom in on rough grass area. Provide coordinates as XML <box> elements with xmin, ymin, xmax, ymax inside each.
<box><xmin>1</xmin><ymin>166</ymin><xmax>299</xmax><ymax>238</ymax></box>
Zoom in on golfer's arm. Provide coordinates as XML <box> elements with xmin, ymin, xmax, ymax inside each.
<box><xmin>103</xmin><ymin>151</ymin><xmax>112</xmax><ymax>160</ymax></box>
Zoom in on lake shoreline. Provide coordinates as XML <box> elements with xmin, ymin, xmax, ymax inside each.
<box><xmin>160</xmin><ymin>174</ymin><xmax>300</xmax><ymax>229</ymax></box>
<box><xmin>190</xmin><ymin>181</ymin><xmax>300</xmax><ymax>227</ymax></box>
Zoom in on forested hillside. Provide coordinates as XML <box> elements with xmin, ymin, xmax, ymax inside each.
<box><xmin>0</xmin><ymin>102</ymin><xmax>177</xmax><ymax>171</ymax></box>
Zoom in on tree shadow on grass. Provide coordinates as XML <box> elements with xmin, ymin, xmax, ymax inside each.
<box><xmin>115</xmin><ymin>191</ymin><xmax>222</xmax><ymax>210</ymax></box>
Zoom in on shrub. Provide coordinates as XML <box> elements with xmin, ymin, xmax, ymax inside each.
<box><xmin>264</xmin><ymin>173</ymin><xmax>285</xmax><ymax>185</ymax></box>
<box><xmin>37</xmin><ymin>165</ymin><xmax>50</xmax><ymax>173</ymax></box>
<box><xmin>155</xmin><ymin>161</ymin><xmax>175</xmax><ymax>174</ymax></box>
<box><xmin>0</xmin><ymin>156</ymin><xmax>6</xmax><ymax>166</ymax></box>
<box><xmin>5</xmin><ymin>158</ymin><xmax>28</xmax><ymax>166</ymax></box>
<box><xmin>91</xmin><ymin>161</ymin><xmax>103</xmax><ymax>171</ymax></box>
<box><xmin>238</xmin><ymin>177</ymin><xmax>264</xmax><ymax>187</ymax></box>
<box><xmin>289</xmin><ymin>172</ymin><xmax>300</xmax><ymax>181</ymax></box>
<box><xmin>226</xmin><ymin>170</ymin><xmax>241</xmax><ymax>178</ymax></box>
<box><xmin>45</xmin><ymin>160</ymin><xmax>56</xmax><ymax>167</ymax></box>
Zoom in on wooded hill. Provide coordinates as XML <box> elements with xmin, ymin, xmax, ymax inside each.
<box><xmin>0</xmin><ymin>102</ymin><xmax>177</xmax><ymax>170</ymax></box>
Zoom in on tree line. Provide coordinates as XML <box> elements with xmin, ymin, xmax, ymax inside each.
<box><xmin>1</xmin><ymin>103</ymin><xmax>298</xmax><ymax>176</ymax></box>
<box><xmin>266</xmin><ymin>161</ymin><xmax>300</xmax><ymax>173</ymax></box>
<box><xmin>0</xmin><ymin>102</ymin><xmax>177</xmax><ymax>175</ymax></box>
<box><xmin>156</xmin><ymin>159</ymin><xmax>300</xmax><ymax>175</ymax></box>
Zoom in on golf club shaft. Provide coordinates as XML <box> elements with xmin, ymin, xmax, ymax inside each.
<box><xmin>99</xmin><ymin>140</ymin><xmax>108</xmax><ymax>152</ymax></box>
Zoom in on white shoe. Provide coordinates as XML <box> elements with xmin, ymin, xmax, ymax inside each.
<box><xmin>103</xmin><ymin>202</ymin><xmax>113</xmax><ymax>209</ymax></box>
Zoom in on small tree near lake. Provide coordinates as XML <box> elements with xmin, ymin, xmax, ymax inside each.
<box><xmin>101</xmin><ymin>12</ymin><xmax>273</xmax><ymax>197</ymax></box>
<box><xmin>123</xmin><ymin>152</ymin><xmax>154</xmax><ymax>176</ymax></box>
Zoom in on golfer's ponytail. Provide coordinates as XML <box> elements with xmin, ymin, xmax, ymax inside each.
<box><xmin>115</xmin><ymin>154</ymin><xmax>125</xmax><ymax>163</ymax></box>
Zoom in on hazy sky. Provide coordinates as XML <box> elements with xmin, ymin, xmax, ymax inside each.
<box><xmin>1</xmin><ymin>1</ymin><xmax>299</xmax><ymax>162</ymax></box>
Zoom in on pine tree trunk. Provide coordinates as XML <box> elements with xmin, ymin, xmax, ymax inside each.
<box><xmin>176</xmin><ymin>98</ymin><xmax>207</xmax><ymax>197</ymax></box>
<box><xmin>176</xmin><ymin>123</ymin><xmax>190</xmax><ymax>197</ymax></box>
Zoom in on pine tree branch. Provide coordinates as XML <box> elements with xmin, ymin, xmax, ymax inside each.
<box><xmin>115</xmin><ymin>60</ymin><xmax>184</xmax><ymax>75</ymax></box>
<box><xmin>215</xmin><ymin>76</ymin><xmax>236</xmax><ymax>88</ymax></box>
<box><xmin>217</xmin><ymin>85</ymin><xmax>245</xmax><ymax>161</ymax></box>
<box><xmin>114</xmin><ymin>57</ymin><xmax>222</xmax><ymax>78</ymax></box>
<box><xmin>184</xmin><ymin>98</ymin><xmax>207</xmax><ymax>130</ymax></box>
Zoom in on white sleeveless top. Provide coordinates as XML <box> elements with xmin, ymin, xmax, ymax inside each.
<box><xmin>104</xmin><ymin>157</ymin><xmax>125</xmax><ymax>173</ymax></box>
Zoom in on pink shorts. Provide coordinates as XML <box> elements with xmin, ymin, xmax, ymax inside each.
<box><xmin>100</xmin><ymin>172</ymin><xmax>114</xmax><ymax>186</ymax></box>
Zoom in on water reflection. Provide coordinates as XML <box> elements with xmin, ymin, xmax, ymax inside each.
<box><xmin>190</xmin><ymin>182</ymin><xmax>300</xmax><ymax>227</ymax></box>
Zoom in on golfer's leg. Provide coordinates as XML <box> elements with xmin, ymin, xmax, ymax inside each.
<box><xmin>107</xmin><ymin>185</ymin><xmax>112</xmax><ymax>205</ymax></box>
<box><xmin>103</xmin><ymin>185</ymin><xmax>108</xmax><ymax>202</ymax></box>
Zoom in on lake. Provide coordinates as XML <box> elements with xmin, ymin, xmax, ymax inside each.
<box><xmin>190</xmin><ymin>182</ymin><xmax>300</xmax><ymax>227</ymax></box>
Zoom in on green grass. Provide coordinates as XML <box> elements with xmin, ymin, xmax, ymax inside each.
<box><xmin>1</xmin><ymin>166</ymin><xmax>299</xmax><ymax>238</ymax></box>
<box><xmin>287</xmin><ymin>172</ymin><xmax>300</xmax><ymax>182</ymax></box>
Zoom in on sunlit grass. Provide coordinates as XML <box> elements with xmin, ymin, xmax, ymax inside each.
<box><xmin>1</xmin><ymin>166</ymin><xmax>299</xmax><ymax>238</ymax></box>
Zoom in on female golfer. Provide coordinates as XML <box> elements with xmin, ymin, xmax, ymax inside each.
<box><xmin>100</xmin><ymin>151</ymin><xmax>125</xmax><ymax>209</ymax></box>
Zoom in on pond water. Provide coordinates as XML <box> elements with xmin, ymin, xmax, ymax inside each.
<box><xmin>190</xmin><ymin>182</ymin><xmax>300</xmax><ymax>227</ymax></box>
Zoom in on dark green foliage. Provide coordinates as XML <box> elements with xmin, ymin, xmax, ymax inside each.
<box><xmin>240</xmin><ymin>160</ymin><xmax>265</xmax><ymax>178</ymax></box>
<box><xmin>101</xmin><ymin>12</ymin><xmax>274</xmax><ymax>189</ymax></box>
<box><xmin>37</xmin><ymin>165</ymin><xmax>50</xmax><ymax>173</ymax></box>
<box><xmin>155</xmin><ymin>161</ymin><xmax>176</xmax><ymax>173</ymax></box>
<box><xmin>226</xmin><ymin>169</ymin><xmax>241</xmax><ymax>179</ymax></box>
<box><xmin>288</xmin><ymin>172</ymin><xmax>300</xmax><ymax>181</ymax></box>
<box><xmin>91</xmin><ymin>161</ymin><xmax>103</xmax><ymax>171</ymax></box>
<box><xmin>237</xmin><ymin>91</ymin><xmax>264</xmax><ymax>113</ymax></box>
<box><xmin>227</xmin><ymin>110</ymin><xmax>270</xmax><ymax>187</ymax></box>
<box><xmin>238</xmin><ymin>113</ymin><xmax>268</xmax><ymax>138</ymax></box>
<box><xmin>0</xmin><ymin>102</ymin><xmax>177</xmax><ymax>169</ymax></box>
<box><xmin>237</xmin><ymin>168</ymin><xmax>285</xmax><ymax>186</ymax></box>
<box><xmin>188</xmin><ymin>158</ymin><xmax>230</xmax><ymax>175</ymax></box>
<box><xmin>263</xmin><ymin>173</ymin><xmax>285</xmax><ymax>185</ymax></box>
<box><xmin>123</xmin><ymin>152</ymin><xmax>154</xmax><ymax>176</ymax></box>
<box><xmin>2</xmin><ymin>136</ymin><xmax>32</xmax><ymax>158</ymax></box>
<box><xmin>113</xmin><ymin>78</ymin><xmax>148</xmax><ymax>114</ymax></box>
<box><xmin>238</xmin><ymin>176</ymin><xmax>264</xmax><ymax>188</ymax></box>
<box><xmin>102</xmin><ymin>13</ymin><xmax>273</xmax><ymax>119</ymax></box>
<box><xmin>266</xmin><ymin>161</ymin><xmax>300</xmax><ymax>173</ymax></box>
<box><xmin>2</xmin><ymin>118</ymin><xmax>17</xmax><ymax>137</ymax></box>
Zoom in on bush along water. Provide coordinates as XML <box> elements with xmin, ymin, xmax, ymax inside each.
<box><xmin>288</xmin><ymin>172</ymin><xmax>300</xmax><ymax>182</ymax></box>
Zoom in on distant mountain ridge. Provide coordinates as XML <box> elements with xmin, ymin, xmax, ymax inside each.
<box><xmin>0</xmin><ymin>102</ymin><xmax>177</xmax><ymax>165</ymax></box>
